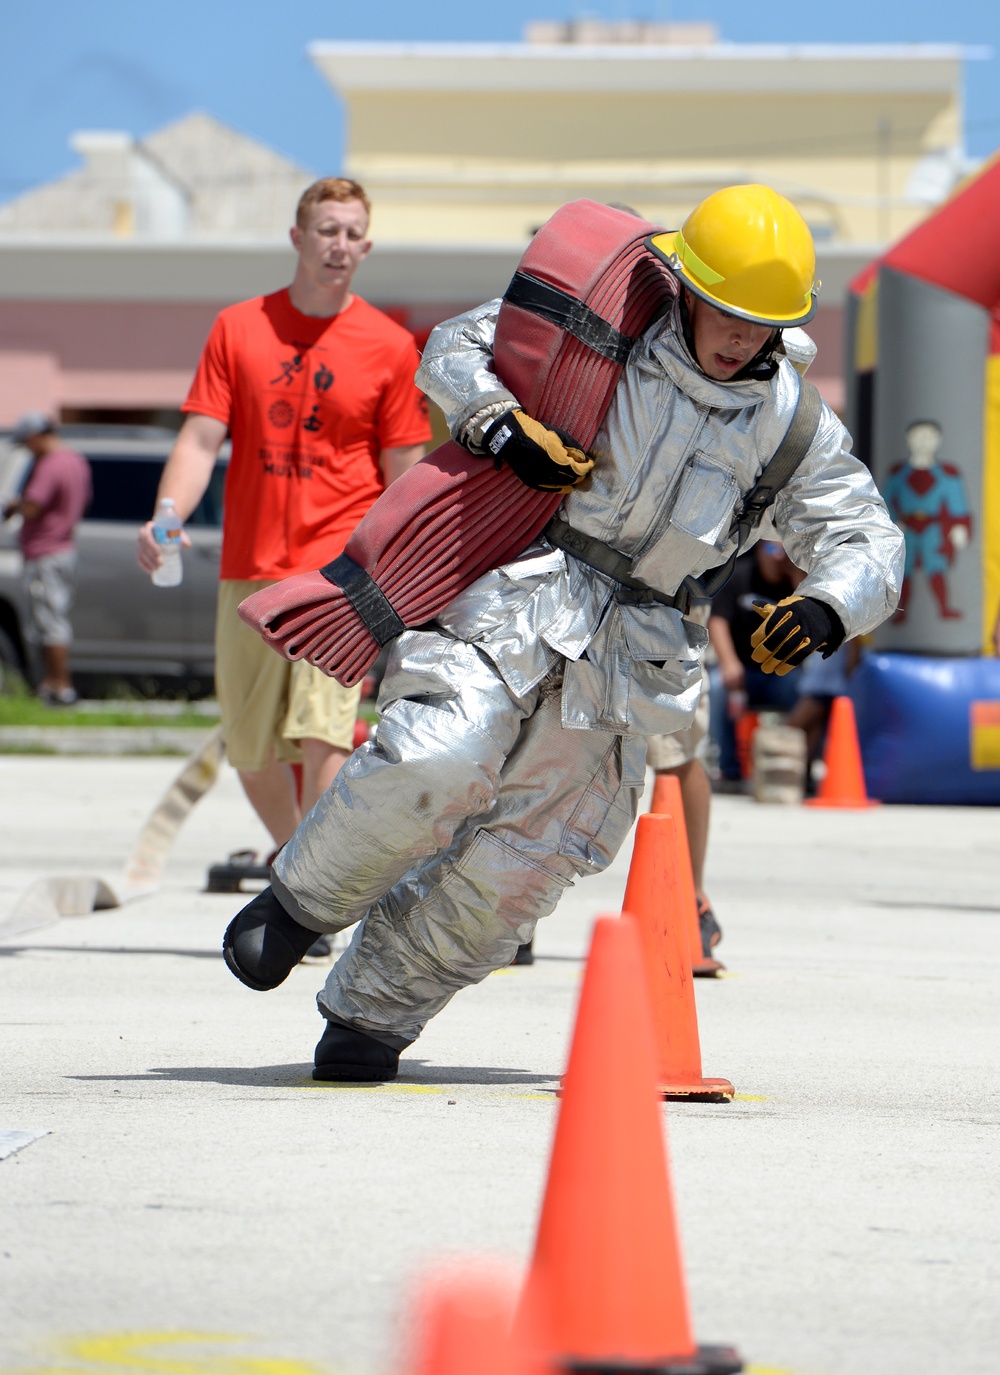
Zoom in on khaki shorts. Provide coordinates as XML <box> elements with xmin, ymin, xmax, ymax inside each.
<box><xmin>216</xmin><ymin>580</ymin><xmax>361</xmax><ymax>771</ymax></box>
<box><xmin>646</xmin><ymin>669</ymin><xmax>710</xmax><ymax>770</ymax></box>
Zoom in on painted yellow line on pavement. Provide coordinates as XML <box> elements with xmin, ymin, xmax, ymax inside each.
<box><xmin>734</xmin><ymin>1093</ymin><xmax>768</xmax><ymax>1102</ymax></box>
<box><xmin>10</xmin><ymin>1332</ymin><xmax>332</xmax><ymax>1375</ymax></box>
<box><xmin>297</xmin><ymin>1080</ymin><xmax>557</xmax><ymax>1100</ymax></box>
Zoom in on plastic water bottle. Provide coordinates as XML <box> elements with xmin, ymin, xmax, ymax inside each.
<box><xmin>151</xmin><ymin>498</ymin><xmax>183</xmax><ymax>587</ymax></box>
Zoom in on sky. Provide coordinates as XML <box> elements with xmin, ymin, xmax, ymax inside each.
<box><xmin>2</xmin><ymin>0</ymin><xmax>999</xmax><ymax>205</ymax></box>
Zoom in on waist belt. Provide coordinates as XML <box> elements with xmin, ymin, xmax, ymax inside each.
<box><xmin>545</xmin><ymin>520</ymin><xmax>694</xmax><ymax>613</ymax></box>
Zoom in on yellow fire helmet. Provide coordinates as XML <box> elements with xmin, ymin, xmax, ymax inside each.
<box><xmin>647</xmin><ymin>184</ymin><xmax>819</xmax><ymax>327</ymax></box>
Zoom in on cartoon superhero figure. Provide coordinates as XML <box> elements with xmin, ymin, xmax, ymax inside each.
<box><xmin>883</xmin><ymin>420</ymin><xmax>971</xmax><ymax>621</ymax></box>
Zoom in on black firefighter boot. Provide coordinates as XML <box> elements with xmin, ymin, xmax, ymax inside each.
<box><xmin>223</xmin><ymin>885</ymin><xmax>322</xmax><ymax>991</ymax></box>
<box><xmin>313</xmin><ymin>1019</ymin><xmax>403</xmax><ymax>1083</ymax></box>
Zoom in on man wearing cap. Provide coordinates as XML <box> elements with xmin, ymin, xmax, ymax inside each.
<box><xmin>2</xmin><ymin>414</ymin><xmax>91</xmax><ymax>705</ymax></box>
<box><xmin>222</xmin><ymin>184</ymin><xmax>904</xmax><ymax>1082</ymax></box>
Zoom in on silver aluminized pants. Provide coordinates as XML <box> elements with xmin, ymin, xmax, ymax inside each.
<box><xmin>271</xmin><ymin>629</ymin><xmax>646</xmax><ymax>1046</ymax></box>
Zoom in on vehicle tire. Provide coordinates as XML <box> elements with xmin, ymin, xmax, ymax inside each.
<box><xmin>0</xmin><ymin>623</ymin><xmax>26</xmax><ymax>695</ymax></box>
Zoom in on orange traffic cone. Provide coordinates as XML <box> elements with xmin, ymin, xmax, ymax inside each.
<box><xmin>519</xmin><ymin>917</ymin><xmax>742</xmax><ymax>1374</ymax></box>
<box><xmin>805</xmin><ymin>695</ymin><xmax>879</xmax><ymax>809</ymax></box>
<box><xmin>649</xmin><ymin>774</ymin><xmax>723</xmax><ymax>976</ymax></box>
<box><xmin>402</xmin><ymin>1260</ymin><xmax>551</xmax><ymax>1375</ymax></box>
<box><xmin>733</xmin><ymin>709</ymin><xmax>759</xmax><ymax>780</ymax></box>
<box><xmin>624</xmin><ymin>814</ymin><xmax>734</xmax><ymax>1102</ymax></box>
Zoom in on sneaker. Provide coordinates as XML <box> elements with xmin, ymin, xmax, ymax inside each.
<box><xmin>205</xmin><ymin>848</ymin><xmax>273</xmax><ymax>894</ymax></box>
<box><xmin>313</xmin><ymin>1020</ymin><xmax>401</xmax><ymax>1082</ymax></box>
<box><xmin>38</xmin><ymin>685</ymin><xmax>78</xmax><ymax>706</ymax></box>
<box><xmin>222</xmin><ymin>885</ymin><xmax>320</xmax><ymax>990</ymax></box>
<box><xmin>302</xmin><ymin>933</ymin><xmax>336</xmax><ymax>963</ymax></box>
<box><xmin>697</xmin><ymin>897</ymin><xmax>723</xmax><ymax>959</ymax></box>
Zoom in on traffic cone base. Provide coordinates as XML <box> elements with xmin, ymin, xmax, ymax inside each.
<box><xmin>564</xmin><ymin>1341</ymin><xmax>743</xmax><ymax>1373</ymax></box>
<box><xmin>556</xmin><ymin>1075</ymin><xmax>734</xmax><ymax>1103</ymax></box>
<box><xmin>660</xmin><ymin>1076</ymin><xmax>734</xmax><ymax>1103</ymax></box>
<box><xmin>804</xmin><ymin>795</ymin><xmax>880</xmax><ymax>809</ymax></box>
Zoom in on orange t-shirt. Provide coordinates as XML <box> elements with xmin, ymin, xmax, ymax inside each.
<box><xmin>183</xmin><ymin>289</ymin><xmax>431</xmax><ymax>580</ymax></box>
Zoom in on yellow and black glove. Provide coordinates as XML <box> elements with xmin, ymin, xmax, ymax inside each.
<box><xmin>483</xmin><ymin>409</ymin><xmax>594</xmax><ymax>494</ymax></box>
<box><xmin>750</xmin><ymin>595</ymin><xmax>845</xmax><ymax>676</ymax></box>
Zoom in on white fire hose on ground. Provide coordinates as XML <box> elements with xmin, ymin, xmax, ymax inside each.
<box><xmin>0</xmin><ymin>726</ymin><xmax>224</xmax><ymax>941</ymax></box>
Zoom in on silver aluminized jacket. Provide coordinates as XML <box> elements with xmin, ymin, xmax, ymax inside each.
<box><xmin>420</xmin><ymin>296</ymin><xmax>902</xmax><ymax>736</ymax></box>
<box><xmin>273</xmin><ymin>296</ymin><xmax>903</xmax><ymax>1046</ymax></box>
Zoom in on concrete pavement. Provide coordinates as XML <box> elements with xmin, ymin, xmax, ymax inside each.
<box><xmin>1</xmin><ymin>752</ymin><xmax>998</xmax><ymax>1375</ymax></box>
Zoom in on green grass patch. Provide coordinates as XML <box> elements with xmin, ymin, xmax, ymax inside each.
<box><xmin>0</xmin><ymin>697</ymin><xmax>220</xmax><ymax>729</ymax></box>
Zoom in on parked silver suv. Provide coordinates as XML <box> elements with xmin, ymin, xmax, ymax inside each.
<box><xmin>0</xmin><ymin>426</ymin><xmax>228</xmax><ymax>693</ymax></box>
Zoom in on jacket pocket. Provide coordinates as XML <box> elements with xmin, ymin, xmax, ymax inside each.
<box><xmin>558</xmin><ymin>737</ymin><xmax>640</xmax><ymax>871</ymax></box>
<box><xmin>630</xmin><ymin>451</ymin><xmax>738</xmax><ymax>589</ymax></box>
<box><xmin>668</xmin><ymin>452</ymin><xmax>738</xmax><ymax>544</ymax></box>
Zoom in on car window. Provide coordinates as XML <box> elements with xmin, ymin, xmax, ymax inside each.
<box><xmin>84</xmin><ymin>456</ymin><xmax>226</xmax><ymax>529</ymax></box>
<box><xmin>87</xmin><ymin>456</ymin><xmax>162</xmax><ymax>523</ymax></box>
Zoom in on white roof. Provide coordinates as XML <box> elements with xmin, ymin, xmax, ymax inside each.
<box><xmin>0</xmin><ymin>112</ymin><xmax>314</xmax><ymax>240</ymax></box>
<box><xmin>309</xmin><ymin>41</ymin><xmax>986</xmax><ymax>95</ymax></box>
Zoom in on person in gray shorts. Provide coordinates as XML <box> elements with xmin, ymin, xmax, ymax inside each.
<box><xmin>2</xmin><ymin>412</ymin><xmax>91</xmax><ymax>705</ymax></box>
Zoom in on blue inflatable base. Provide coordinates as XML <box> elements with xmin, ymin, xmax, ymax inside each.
<box><xmin>849</xmin><ymin>653</ymin><xmax>1000</xmax><ymax>805</ymax></box>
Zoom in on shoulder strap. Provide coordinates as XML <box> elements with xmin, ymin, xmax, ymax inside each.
<box><xmin>691</xmin><ymin>378</ymin><xmax>823</xmax><ymax>600</ymax></box>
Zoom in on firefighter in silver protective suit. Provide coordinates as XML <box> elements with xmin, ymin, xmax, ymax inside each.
<box><xmin>223</xmin><ymin>184</ymin><xmax>904</xmax><ymax>1082</ymax></box>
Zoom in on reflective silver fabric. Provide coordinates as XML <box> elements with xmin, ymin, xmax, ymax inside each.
<box><xmin>416</xmin><ymin>298</ymin><xmax>517</xmax><ymax>444</ymax></box>
<box><xmin>275</xmin><ymin>632</ymin><xmax>646</xmax><ymax>1044</ymax></box>
<box><xmin>417</xmin><ymin>297</ymin><xmax>903</xmax><ymax>734</ymax></box>
<box><xmin>273</xmin><ymin>295</ymin><xmax>903</xmax><ymax>1043</ymax></box>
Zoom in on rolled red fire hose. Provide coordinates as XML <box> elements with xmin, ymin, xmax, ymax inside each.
<box><xmin>238</xmin><ymin>199</ymin><xmax>677</xmax><ymax>686</ymax></box>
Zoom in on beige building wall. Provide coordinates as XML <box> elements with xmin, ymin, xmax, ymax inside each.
<box><xmin>311</xmin><ymin>41</ymin><xmax>968</xmax><ymax>249</ymax></box>
<box><xmin>0</xmin><ymin>37</ymin><xmax>978</xmax><ymax>426</ymax></box>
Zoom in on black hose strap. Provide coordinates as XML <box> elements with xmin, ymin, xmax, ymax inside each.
<box><xmin>504</xmin><ymin>271</ymin><xmax>635</xmax><ymax>367</ymax></box>
<box><xmin>319</xmin><ymin>553</ymin><xmax>406</xmax><ymax>647</ymax></box>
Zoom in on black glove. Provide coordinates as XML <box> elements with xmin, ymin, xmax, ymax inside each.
<box><xmin>482</xmin><ymin>409</ymin><xmax>594</xmax><ymax>494</ymax></box>
<box><xmin>749</xmin><ymin>595</ymin><xmax>845</xmax><ymax>676</ymax></box>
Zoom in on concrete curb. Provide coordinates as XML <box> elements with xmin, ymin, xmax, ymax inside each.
<box><xmin>0</xmin><ymin>726</ymin><xmax>215</xmax><ymax>755</ymax></box>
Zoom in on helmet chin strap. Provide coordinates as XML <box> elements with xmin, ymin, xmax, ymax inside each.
<box><xmin>732</xmin><ymin>334</ymin><xmax>782</xmax><ymax>382</ymax></box>
<box><xmin>677</xmin><ymin>291</ymin><xmax>782</xmax><ymax>382</ymax></box>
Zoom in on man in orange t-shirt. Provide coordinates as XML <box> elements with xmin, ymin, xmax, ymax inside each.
<box><xmin>137</xmin><ymin>178</ymin><xmax>430</xmax><ymax>913</ymax></box>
